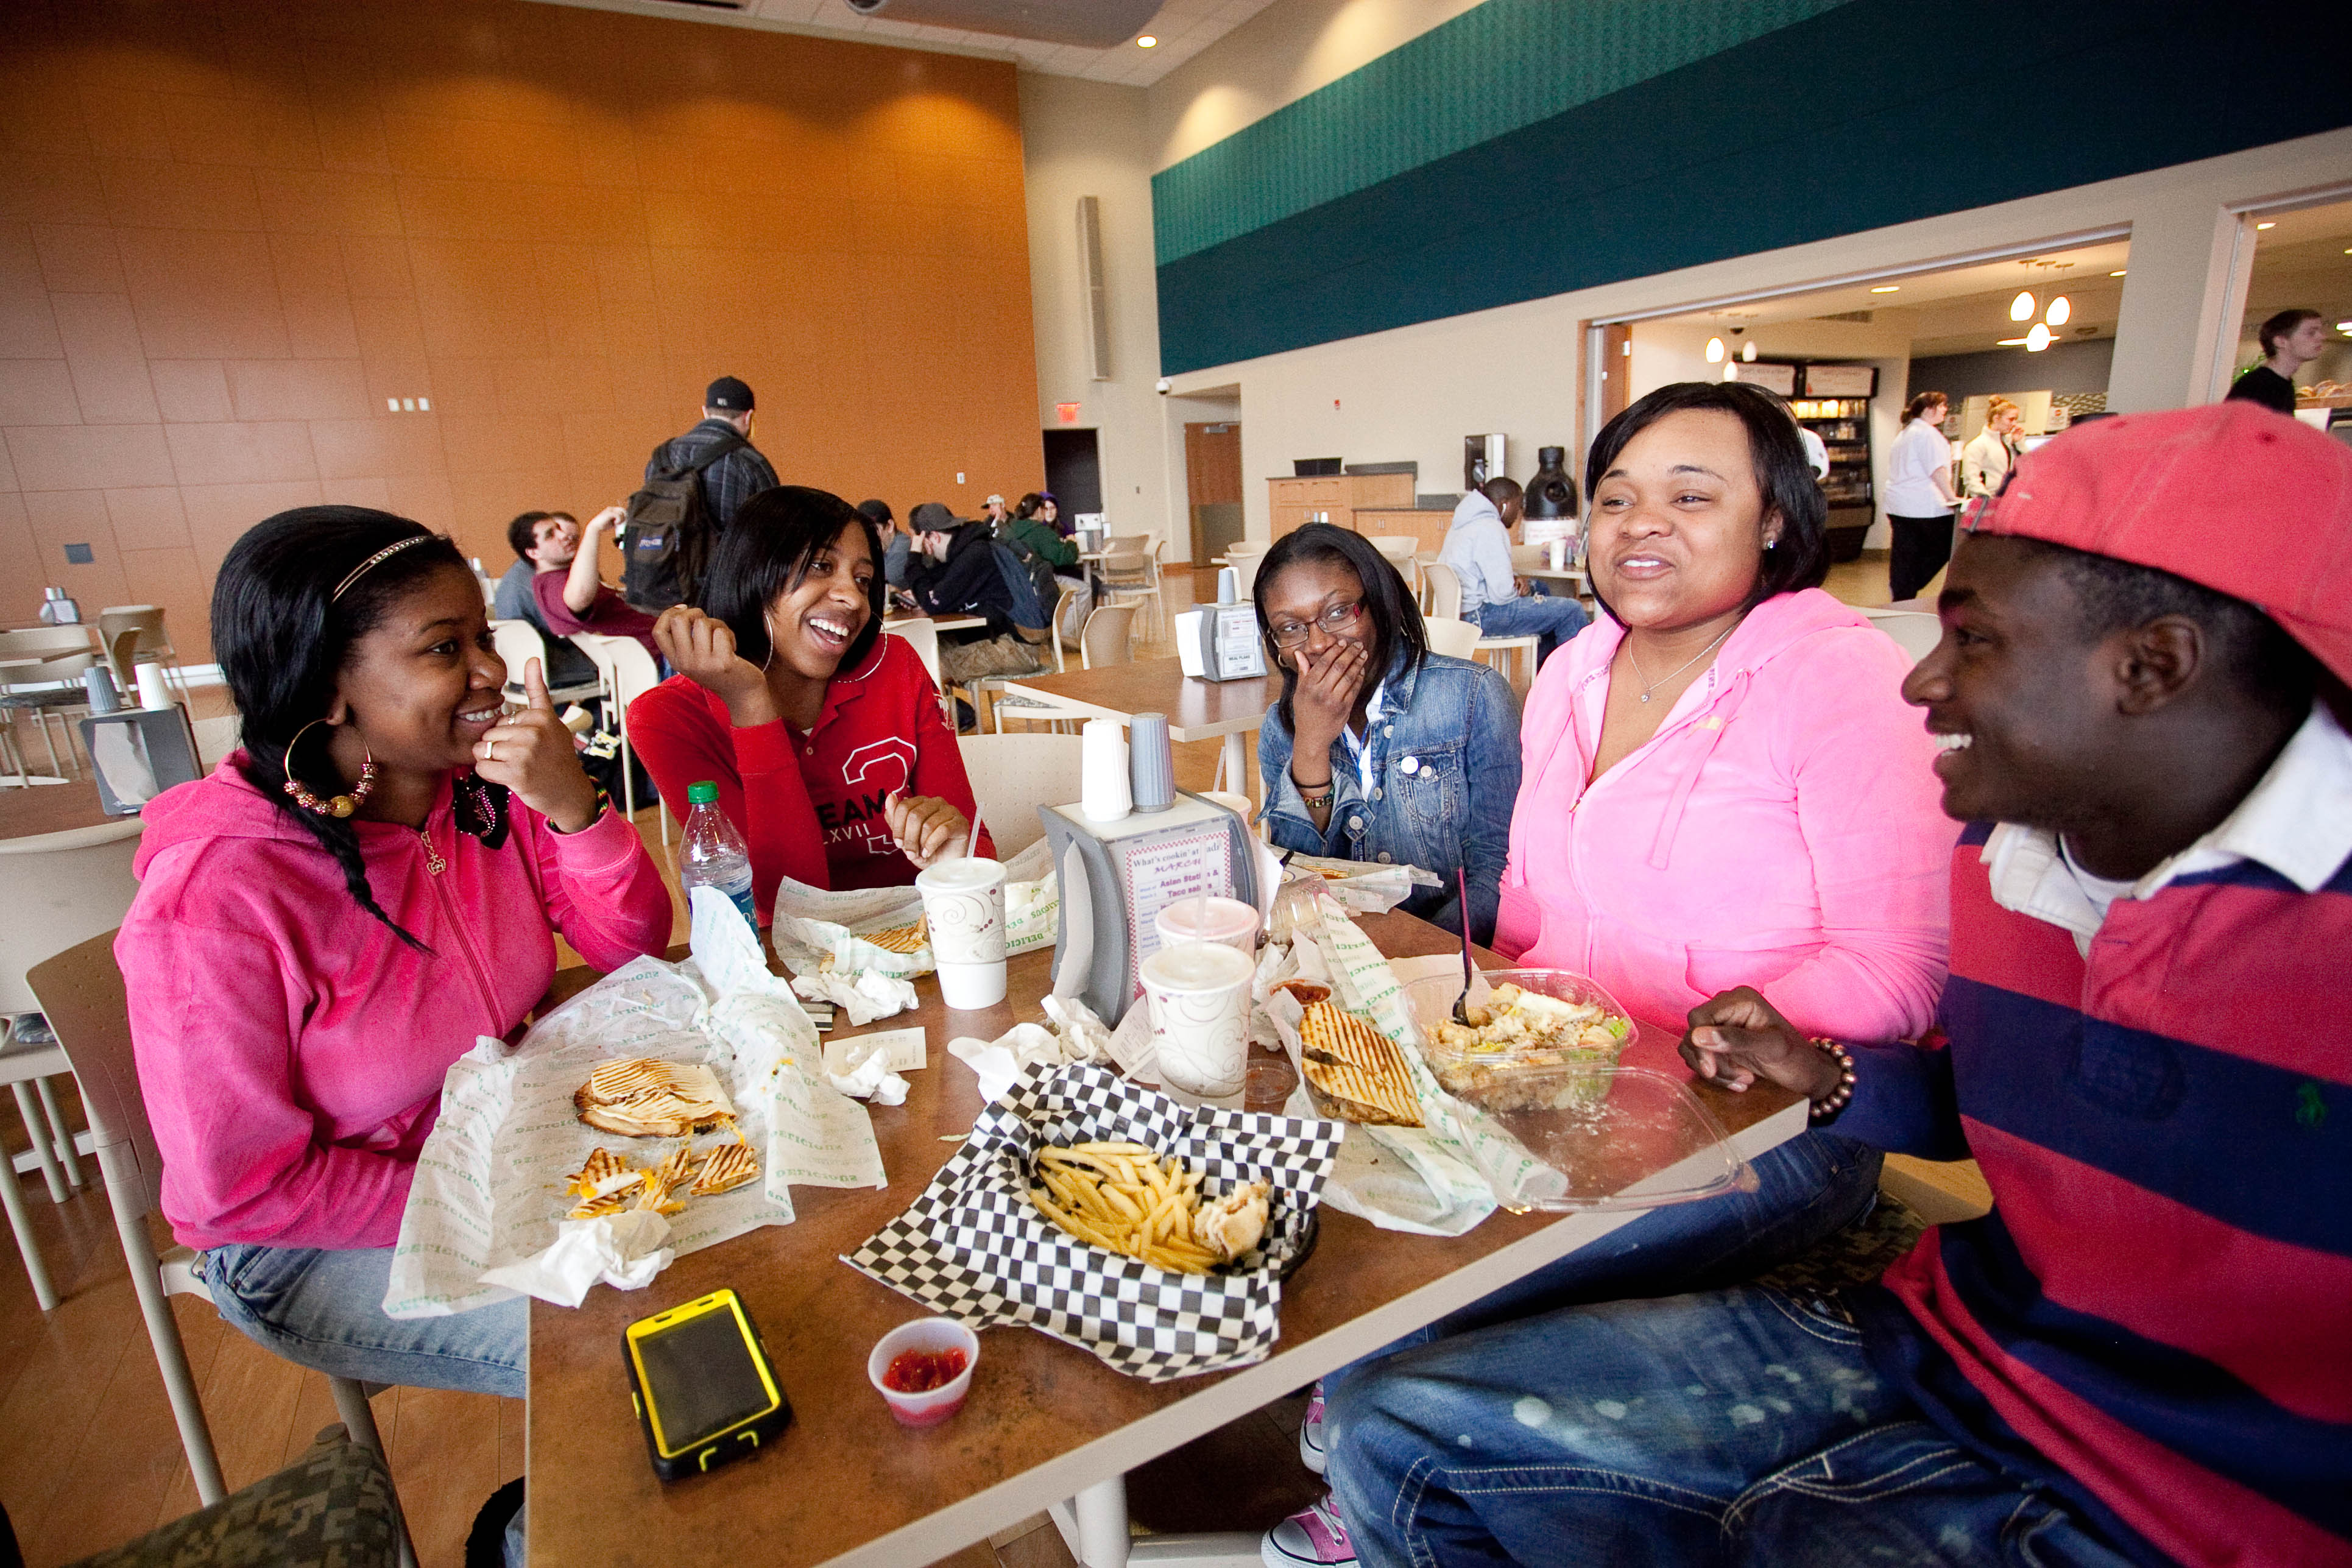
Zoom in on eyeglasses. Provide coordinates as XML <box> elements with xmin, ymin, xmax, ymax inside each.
<box><xmin>1267</xmin><ymin>599</ymin><xmax>1366</xmax><ymax>648</ymax></box>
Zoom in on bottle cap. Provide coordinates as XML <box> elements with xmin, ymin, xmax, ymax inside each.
<box><xmin>688</xmin><ymin>781</ymin><xmax>718</xmax><ymax>805</ymax></box>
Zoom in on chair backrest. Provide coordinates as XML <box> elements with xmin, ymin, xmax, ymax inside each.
<box><xmin>0</xmin><ymin>624</ymin><xmax>99</xmax><ymax>687</ymax></box>
<box><xmin>1079</xmin><ymin>603</ymin><xmax>1137</xmax><ymax>669</ymax></box>
<box><xmin>1857</xmin><ymin>607</ymin><xmax>1944</xmax><ymax>665</ymax></box>
<box><xmin>1420</xmin><ymin>616</ymin><xmax>1482</xmax><ymax>660</ymax></box>
<box><xmin>955</xmin><ymin>733</ymin><xmax>1086</xmax><ymax>858</ymax></box>
<box><xmin>570</xmin><ymin>633</ymin><xmax>660</xmax><ymax>710</ymax></box>
<box><xmin>885</xmin><ymin>619</ymin><xmax>942</xmax><ymax>690</ymax></box>
<box><xmin>0</xmin><ymin>816</ymin><xmax>144</xmax><ymax>1017</ymax></box>
<box><xmin>1420</xmin><ymin>560</ymin><xmax>1464</xmax><ymax>622</ymax></box>
<box><xmin>25</xmin><ymin>930</ymin><xmax>163</xmax><ymax>1217</ymax></box>
<box><xmin>489</xmin><ymin>620</ymin><xmax>556</xmax><ymax>695</ymax></box>
<box><xmin>98</xmin><ymin>606</ymin><xmax>171</xmax><ymax>657</ymax></box>
<box><xmin>1366</xmin><ymin>535</ymin><xmax>1418</xmax><ymax>560</ymax></box>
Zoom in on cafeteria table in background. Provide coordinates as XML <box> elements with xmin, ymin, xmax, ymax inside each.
<box><xmin>995</xmin><ymin>657</ymin><xmax>1271</xmax><ymax>803</ymax></box>
<box><xmin>525</xmin><ymin>913</ymin><xmax>1806</xmax><ymax>1568</ymax></box>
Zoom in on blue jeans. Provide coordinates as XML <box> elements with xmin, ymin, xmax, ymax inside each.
<box><xmin>1328</xmin><ymin>1286</ymin><xmax>2138</xmax><ymax>1567</ymax></box>
<box><xmin>1349</xmin><ymin>1132</ymin><xmax>1881</xmax><ymax>1374</ymax></box>
<box><xmin>201</xmin><ymin>1244</ymin><xmax>527</xmax><ymax>1399</ymax></box>
<box><xmin>1469</xmin><ymin>589</ymin><xmax>1590</xmax><ymax>666</ymax></box>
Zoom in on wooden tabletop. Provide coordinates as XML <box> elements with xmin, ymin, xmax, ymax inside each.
<box><xmin>0</xmin><ymin>775</ymin><xmax>119</xmax><ymax>838</ymax></box>
<box><xmin>525</xmin><ymin>913</ymin><xmax>1799</xmax><ymax>1567</ymax></box>
<box><xmin>997</xmin><ymin>658</ymin><xmax>1273</xmax><ymax>742</ymax></box>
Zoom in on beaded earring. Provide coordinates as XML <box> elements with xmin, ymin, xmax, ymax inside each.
<box><xmin>281</xmin><ymin>718</ymin><xmax>376</xmax><ymax>818</ymax></box>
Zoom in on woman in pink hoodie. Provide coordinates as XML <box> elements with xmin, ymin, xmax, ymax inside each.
<box><xmin>116</xmin><ymin>508</ymin><xmax>671</xmax><ymax>1399</ymax></box>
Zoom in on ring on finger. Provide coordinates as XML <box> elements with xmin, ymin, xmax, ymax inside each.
<box><xmin>484</xmin><ymin>736</ymin><xmax>496</xmax><ymax>760</ymax></box>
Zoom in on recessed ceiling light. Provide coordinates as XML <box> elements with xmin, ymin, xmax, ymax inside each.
<box><xmin>1869</xmin><ymin>285</ymin><xmax>1899</xmax><ymax>294</ymax></box>
<box><xmin>2110</xmin><ymin>269</ymin><xmax>2127</xmax><ymax>277</ymax></box>
<box><xmin>2010</xmin><ymin>291</ymin><xmax>2036</xmax><ymax>322</ymax></box>
<box><xmin>2255</xmin><ymin>221</ymin><xmax>2275</xmax><ymax>230</ymax></box>
<box><xmin>1136</xmin><ymin>34</ymin><xmax>1157</xmax><ymax>46</ymax></box>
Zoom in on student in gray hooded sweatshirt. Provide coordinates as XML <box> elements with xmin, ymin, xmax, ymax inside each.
<box><xmin>1437</xmin><ymin>478</ymin><xmax>1589</xmax><ymax>665</ymax></box>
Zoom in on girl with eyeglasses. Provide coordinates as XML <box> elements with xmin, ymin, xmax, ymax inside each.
<box><xmin>1251</xmin><ymin>524</ymin><xmax>1520</xmax><ymax>943</ymax></box>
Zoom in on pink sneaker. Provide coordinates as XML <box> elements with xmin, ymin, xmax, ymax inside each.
<box><xmin>1299</xmin><ymin>1381</ymin><xmax>1328</xmax><ymax>1474</ymax></box>
<box><xmin>1262</xmin><ymin>1495</ymin><xmax>1354</xmax><ymax>1567</ymax></box>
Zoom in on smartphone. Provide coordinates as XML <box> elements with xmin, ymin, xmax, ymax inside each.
<box><xmin>623</xmin><ymin>1289</ymin><xmax>791</xmax><ymax>1481</ymax></box>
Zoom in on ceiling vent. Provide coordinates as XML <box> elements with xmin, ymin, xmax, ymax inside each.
<box><xmin>842</xmin><ymin>0</ymin><xmax>1164</xmax><ymax>48</ymax></box>
<box><xmin>652</xmin><ymin>0</ymin><xmax>752</xmax><ymax>10</ymax></box>
<box><xmin>1821</xmin><ymin>309</ymin><xmax>1876</xmax><ymax>323</ymax></box>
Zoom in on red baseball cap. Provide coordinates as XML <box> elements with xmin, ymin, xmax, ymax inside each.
<box><xmin>1962</xmin><ymin>401</ymin><xmax>2352</xmax><ymax>684</ymax></box>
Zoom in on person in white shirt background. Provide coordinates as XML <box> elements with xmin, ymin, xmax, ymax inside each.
<box><xmin>1962</xmin><ymin>395</ymin><xmax>2023</xmax><ymax>500</ymax></box>
<box><xmin>1884</xmin><ymin>389</ymin><xmax>1957</xmax><ymax>601</ymax></box>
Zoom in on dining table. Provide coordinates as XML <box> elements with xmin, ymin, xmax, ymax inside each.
<box><xmin>524</xmin><ymin>912</ymin><xmax>1805</xmax><ymax>1568</ymax></box>
<box><xmin>0</xmin><ymin>774</ymin><xmax>115</xmax><ymax>835</ymax></box>
<box><xmin>1</xmin><ymin>640</ymin><xmax>99</xmax><ymax>787</ymax></box>
<box><xmin>994</xmin><ymin>658</ymin><xmax>1273</xmax><ymax>803</ymax></box>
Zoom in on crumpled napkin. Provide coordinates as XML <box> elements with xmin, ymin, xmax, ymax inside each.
<box><xmin>948</xmin><ymin>1023</ymin><xmax>1065</xmax><ymax>1104</ymax></box>
<box><xmin>793</xmin><ymin>969</ymin><xmax>919</xmax><ymax>1026</ymax></box>
<box><xmin>477</xmin><ymin>1210</ymin><xmax>675</xmax><ymax>1307</ymax></box>
<box><xmin>1040</xmin><ymin>993</ymin><xmax>1112</xmax><ymax>1064</ymax></box>
<box><xmin>826</xmin><ymin>1051</ymin><xmax>910</xmax><ymax>1106</ymax></box>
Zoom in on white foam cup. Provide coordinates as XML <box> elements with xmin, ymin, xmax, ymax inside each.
<box><xmin>1142</xmin><ymin>940</ymin><xmax>1255</xmax><ymax>1109</ymax></box>
<box><xmin>1154</xmin><ymin>895</ymin><xmax>1259</xmax><ymax>959</ymax></box>
<box><xmin>917</xmin><ymin>857</ymin><xmax>1008</xmax><ymax>1009</ymax></box>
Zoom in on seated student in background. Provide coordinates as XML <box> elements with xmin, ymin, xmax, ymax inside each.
<box><xmin>524</xmin><ymin>502</ymin><xmax>660</xmax><ymax>663</ymax></box>
<box><xmin>495</xmin><ymin>509</ymin><xmax>605</xmax><ymax>691</ymax></box>
<box><xmin>904</xmin><ymin>503</ymin><xmax>1053</xmax><ymax>690</ymax></box>
<box><xmin>861</xmin><ymin>498</ymin><xmax>909</xmax><ymax>590</ymax></box>
<box><xmin>1325</xmin><ymin>402</ymin><xmax>2352</xmax><ymax>1568</ymax></box>
<box><xmin>119</xmin><ymin>508</ymin><xmax>670</xmax><ymax>1400</ymax></box>
<box><xmin>1011</xmin><ymin>490</ymin><xmax>1089</xmax><ymax>639</ymax></box>
<box><xmin>632</xmin><ymin>486</ymin><xmax>991</xmax><ymax>920</ymax></box>
<box><xmin>1252</xmin><ymin>524</ymin><xmax>1519</xmax><ymax>943</ymax></box>
<box><xmin>1262</xmin><ymin>383</ymin><xmax>1944</xmax><ymax>1568</ymax></box>
<box><xmin>1436</xmin><ymin>477</ymin><xmax>1590</xmax><ymax>665</ymax></box>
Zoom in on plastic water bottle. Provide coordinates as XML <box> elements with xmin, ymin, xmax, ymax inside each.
<box><xmin>679</xmin><ymin>782</ymin><xmax>757</xmax><ymax>929</ymax></box>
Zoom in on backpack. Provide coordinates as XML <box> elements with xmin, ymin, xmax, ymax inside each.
<box><xmin>621</xmin><ymin>431</ymin><xmax>747</xmax><ymax>612</ymax></box>
<box><xmin>984</xmin><ymin>539</ymin><xmax>1049</xmax><ymax>632</ymax></box>
<box><xmin>992</xmin><ymin>525</ymin><xmax>1059</xmax><ymax>630</ymax></box>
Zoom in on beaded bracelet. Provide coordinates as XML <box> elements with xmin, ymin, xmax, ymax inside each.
<box><xmin>1293</xmin><ymin>774</ymin><xmax>1337</xmax><ymax>810</ymax></box>
<box><xmin>1807</xmin><ymin>1037</ymin><xmax>1857</xmax><ymax>1121</ymax></box>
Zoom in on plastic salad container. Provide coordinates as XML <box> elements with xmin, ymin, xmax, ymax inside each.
<box><xmin>1403</xmin><ymin>969</ymin><xmax>1636</xmax><ymax>1111</ymax></box>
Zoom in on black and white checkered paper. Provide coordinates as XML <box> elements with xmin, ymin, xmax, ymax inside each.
<box><xmin>843</xmin><ymin>1061</ymin><xmax>1344</xmax><ymax>1382</ymax></box>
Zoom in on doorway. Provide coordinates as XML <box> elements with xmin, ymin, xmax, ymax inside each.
<box><xmin>1043</xmin><ymin>428</ymin><xmax>1103</xmax><ymax>518</ymax></box>
<box><xmin>1184</xmin><ymin>421</ymin><xmax>1243</xmax><ymax>562</ymax></box>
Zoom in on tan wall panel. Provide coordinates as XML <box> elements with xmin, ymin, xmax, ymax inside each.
<box><xmin>0</xmin><ymin>0</ymin><xmax>1044</xmax><ymax>663</ymax></box>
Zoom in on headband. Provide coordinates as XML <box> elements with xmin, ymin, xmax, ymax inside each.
<box><xmin>331</xmin><ymin>535</ymin><xmax>434</xmax><ymax>602</ymax></box>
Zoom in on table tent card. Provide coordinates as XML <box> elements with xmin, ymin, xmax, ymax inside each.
<box><xmin>383</xmin><ymin>886</ymin><xmax>883</xmax><ymax>1318</ymax></box>
<box><xmin>845</xmin><ymin>1062</ymin><xmax>1343</xmax><ymax>1382</ymax></box>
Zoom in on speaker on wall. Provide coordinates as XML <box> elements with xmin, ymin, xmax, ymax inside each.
<box><xmin>1078</xmin><ymin>196</ymin><xmax>1111</xmax><ymax>381</ymax></box>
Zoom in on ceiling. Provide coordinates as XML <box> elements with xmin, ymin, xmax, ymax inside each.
<box><xmin>1669</xmin><ymin>239</ymin><xmax>2133</xmax><ymax>359</ymax></box>
<box><xmin>529</xmin><ymin>0</ymin><xmax>1280</xmax><ymax>84</ymax></box>
<box><xmin>2241</xmin><ymin>197</ymin><xmax>2352</xmax><ymax>344</ymax></box>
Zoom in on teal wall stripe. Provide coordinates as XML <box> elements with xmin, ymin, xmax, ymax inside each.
<box><xmin>1150</xmin><ymin>0</ymin><xmax>1860</xmax><ymax>267</ymax></box>
<box><xmin>1154</xmin><ymin>0</ymin><xmax>2352</xmax><ymax>375</ymax></box>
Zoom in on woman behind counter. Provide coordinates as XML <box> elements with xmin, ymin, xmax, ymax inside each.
<box><xmin>118</xmin><ymin>508</ymin><xmax>671</xmax><ymax>1397</ymax></box>
<box><xmin>1254</xmin><ymin>524</ymin><xmax>1520</xmax><ymax>942</ymax></box>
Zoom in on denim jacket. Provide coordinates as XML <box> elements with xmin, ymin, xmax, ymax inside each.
<box><xmin>1259</xmin><ymin>649</ymin><xmax>1521</xmax><ymax>942</ymax></box>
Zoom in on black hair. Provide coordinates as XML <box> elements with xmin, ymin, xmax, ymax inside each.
<box><xmin>215</xmin><ymin>507</ymin><xmax>472</xmax><ymax>948</ymax></box>
<box><xmin>2010</xmin><ymin>537</ymin><xmax>2320</xmax><ymax>719</ymax></box>
<box><xmin>1482</xmin><ymin>476</ymin><xmax>1522</xmax><ymax>507</ymax></box>
<box><xmin>855</xmin><ymin>498</ymin><xmax>892</xmax><ymax>528</ymax></box>
<box><xmin>699</xmin><ymin>486</ymin><xmax>885</xmax><ymax>671</ymax></box>
<box><xmin>505</xmin><ymin>509</ymin><xmax>565</xmax><ymax>562</ymax></box>
<box><xmin>1583</xmin><ymin>381</ymin><xmax>1830</xmax><ymax>618</ymax></box>
<box><xmin>1014</xmin><ymin>492</ymin><xmax>1047</xmax><ymax>519</ymax></box>
<box><xmin>1251</xmin><ymin>523</ymin><xmax>1427</xmax><ymax>733</ymax></box>
<box><xmin>2257</xmin><ymin>308</ymin><xmax>2322</xmax><ymax>358</ymax></box>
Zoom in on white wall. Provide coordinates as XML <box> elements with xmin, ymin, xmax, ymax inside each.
<box><xmin>1157</xmin><ymin>129</ymin><xmax>2352</xmax><ymax>545</ymax></box>
<box><xmin>1018</xmin><ymin>72</ymin><xmax>1181</xmax><ymax>553</ymax></box>
<box><xmin>1148</xmin><ymin>0</ymin><xmax>1484</xmax><ymax>171</ymax></box>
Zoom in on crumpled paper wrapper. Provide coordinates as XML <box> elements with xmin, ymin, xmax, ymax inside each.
<box><xmin>794</xmin><ymin>969</ymin><xmax>919</xmax><ymax>1026</ymax></box>
<box><xmin>769</xmin><ymin>839</ymin><xmax>1056</xmax><ymax>977</ymax></box>
<box><xmin>946</xmin><ymin>994</ymin><xmax>1112</xmax><ymax>1104</ymax></box>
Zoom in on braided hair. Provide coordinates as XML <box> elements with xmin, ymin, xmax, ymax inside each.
<box><xmin>213</xmin><ymin>507</ymin><xmax>469</xmax><ymax>948</ymax></box>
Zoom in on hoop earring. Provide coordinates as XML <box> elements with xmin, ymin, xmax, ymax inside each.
<box><xmin>281</xmin><ymin>718</ymin><xmax>376</xmax><ymax>818</ymax></box>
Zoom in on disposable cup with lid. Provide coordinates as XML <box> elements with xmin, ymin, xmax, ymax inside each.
<box><xmin>1142</xmin><ymin>940</ymin><xmax>1254</xmax><ymax>1107</ymax></box>
<box><xmin>1153</xmin><ymin>895</ymin><xmax>1259</xmax><ymax>958</ymax></box>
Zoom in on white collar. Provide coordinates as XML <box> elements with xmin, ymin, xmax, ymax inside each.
<box><xmin>1983</xmin><ymin>701</ymin><xmax>2352</xmax><ymax>953</ymax></box>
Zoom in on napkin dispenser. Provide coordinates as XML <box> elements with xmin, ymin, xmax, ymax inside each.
<box><xmin>76</xmin><ymin>707</ymin><xmax>201</xmax><ymax>814</ymax></box>
<box><xmin>1188</xmin><ymin>601</ymin><xmax>1265</xmax><ymax>683</ymax></box>
<box><xmin>1039</xmin><ymin>791</ymin><xmax>1259</xmax><ymax>1028</ymax></box>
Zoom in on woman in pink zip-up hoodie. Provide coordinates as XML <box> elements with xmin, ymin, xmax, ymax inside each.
<box><xmin>116</xmin><ymin>508</ymin><xmax>671</xmax><ymax>1399</ymax></box>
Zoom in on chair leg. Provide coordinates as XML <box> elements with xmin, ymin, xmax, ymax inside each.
<box><xmin>35</xmin><ymin>713</ymin><xmax>64</xmax><ymax>780</ymax></box>
<box><xmin>331</xmin><ymin>1377</ymin><xmax>417</xmax><ymax>1568</ymax></box>
<box><xmin>113</xmin><ymin>1185</ymin><xmax>225</xmax><ymax>1500</ymax></box>
<box><xmin>0</xmin><ymin>1143</ymin><xmax>56</xmax><ymax>1312</ymax></box>
<box><xmin>11</xmin><ymin>1081</ymin><xmax>68</xmax><ymax>1204</ymax></box>
<box><xmin>33</xmin><ymin>1075</ymin><xmax>82</xmax><ymax>1189</ymax></box>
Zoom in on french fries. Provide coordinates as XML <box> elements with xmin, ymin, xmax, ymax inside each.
<box><xmin>1025</xmin><ymin>1140</ymin><xmax>1270</xmax><ymax>1275</ymax></box>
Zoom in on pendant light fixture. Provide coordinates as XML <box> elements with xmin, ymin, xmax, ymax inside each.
<box><xmin>2010</xmin><ymin>291</ymin><xmax>2037</xmax><ymax>322</ymax></box>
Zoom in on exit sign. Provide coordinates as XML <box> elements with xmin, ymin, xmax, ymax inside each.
<box><xmin>1055</xmin><ymin>402</ymin><xmax>1081</xmax><ymax>423</ymax></box>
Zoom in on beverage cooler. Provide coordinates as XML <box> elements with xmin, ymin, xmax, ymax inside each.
<box><xmin>1792</xmin><ymin>363</ymin><xmax>1879</xmax><ymax>563</ymax></box>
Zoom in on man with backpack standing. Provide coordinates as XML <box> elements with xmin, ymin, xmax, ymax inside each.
<box><xmin>623</xmin><ymin>375</ymin><xmax>780</xmax><ymax>612</ymax></box>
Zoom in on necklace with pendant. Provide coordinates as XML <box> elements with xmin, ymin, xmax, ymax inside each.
<box><xmin>1625</xmin><ymin>622</ymin><xmax>1736</xmax><ymax>704</ymax></box>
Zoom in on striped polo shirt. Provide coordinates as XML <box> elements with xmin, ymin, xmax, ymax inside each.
<box><xmin>1838</xmin><ymin>702</ymin><xmax>2352</xmax><ymax>1567</ymax></box>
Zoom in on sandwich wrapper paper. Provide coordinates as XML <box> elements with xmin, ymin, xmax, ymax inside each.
<box><xmin>383</xmin><ymin>887</ymin><xmax>889</xmax><ymax>1317</ymax></box>
<box><xmin>947</xmin><ymin>994</ymin><xmax>1114</xmax><ymax>1104</ymax></box>
<box><xmin>768</xmin><ymin>839</ymin><xmax>1056</xmax><ymax>978</ymax></box>
<box><xmin>844</xmin><ymin>1062</ymin><xmax>1343</xmax><ymax>1382</ymax></box>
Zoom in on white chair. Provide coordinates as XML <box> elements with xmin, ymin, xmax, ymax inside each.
<box><xmin>27</xmin><ymin>933</ymin><xmax>417</xmax><ymax>1566</ymax></box>
<box><xmin>1098</xmin><ymin>536</ymin><xmax>1165</xmax><ymax>645</ymax></box>
<box><xmin>977</xmin><ymin>585</ymin><xmax>1078</xmax><ymax>735</ymax></box>
<box><xmin>1419</xmin><ymin>562</ymin><xmax>1539</xmax><ymax>688</ymax></box>
<box><xmin>0</xmin><ymin>814</ymin><xmax>143</xmax><ymax>1309</ymax></box>
<box><xmin>1366</xmin><ymin>535</ymin><xmax>1421</xmax><ymax>593</ymax></box>
<box><xmin>1221</xmin><ymin>540</ymin><xmax>1269</xmax><ymax>598</ymax></box>
<box><xmin>992</xmin><ymin>604</ymin><xmax>1135</xmax><ymax>736</ymax></box>
<box><xmin>1</xmin><ymin>625</ymin><xmax>103</xmax><ymax>783</ymax></box>
<box><xmin>569</xmin><ymin>633</ymin><xmax>666</xmax><ymax>843</ymax></box>
<box><xmin>1420</xmin><ymin>616</ymin><xmax>1482</xmax><ymax>660</ymax></box>
<box><xmin>488</xmin><ymin>620</ymin><xmax>602</xmax><ymax>707</ymax></box>
<box><xmin>884</xmin><ymin>618</ymin><xmax>958</xmax><ymax>730</ymax></box>
<box><xmin>98</xmin><ymin>605</ymin><xmax>189</xmax><ymax>708</ymax></box>
<box><xmin>1859</xmin><ymin>607</ymin><xmax>1944</xmax><ymax>664</ymax></box>
<box><xmin>955</xmin><ymin>733</ymin><xmax>1087</xmax><ymax>858</ymax></box>
<box><xmin>1421</xmin><ymin>560</ymin><xmax>1464</xmax><ymax>622</ymax></box>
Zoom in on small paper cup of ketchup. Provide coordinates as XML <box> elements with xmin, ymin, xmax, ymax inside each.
<box><xmin>868</xmin><ymin>1317</ymin><xmax>980</xmax><ymax>1427</ymax></box>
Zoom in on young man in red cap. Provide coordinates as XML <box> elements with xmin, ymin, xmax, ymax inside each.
<box><xmin>1318</xmin><ymin>401</ymin><xmax>2350</xmax><ymax>1568</ymax></box>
